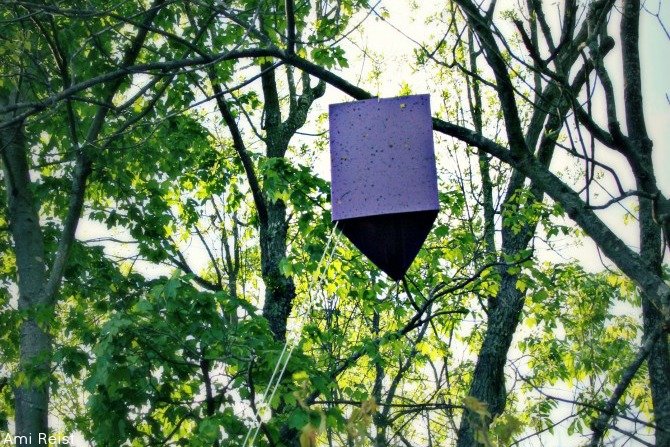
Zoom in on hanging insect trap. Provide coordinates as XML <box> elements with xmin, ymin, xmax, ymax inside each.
<box><xmin>329</xmin><ymin>94</ymin><xmax>439</xmax><ymax>280</ymax></box>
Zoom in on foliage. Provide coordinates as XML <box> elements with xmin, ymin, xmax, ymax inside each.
<box><xmin>0</xmin><ymin>0</ymin><xmax>667</xmax><ymax>446</ymax></box>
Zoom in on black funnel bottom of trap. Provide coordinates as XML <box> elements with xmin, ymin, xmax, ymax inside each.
<box><xmin>336</xmin><ymin>210</ymin><xmax>438</xmax><ymax>281</ymax></box>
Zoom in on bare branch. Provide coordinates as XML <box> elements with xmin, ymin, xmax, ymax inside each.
<box><xmin>0</xmin><ymin>48</ymin><xmax>278</xmax><ymax>129</ymax></box>
<box><xmin>586</xmin><ymin>190</ymin><xmax>652</xmax><ymax>210</ymax></box>
<box><xmin>588</xmin><ymin>326</ymin><xmax>666</xmax><ymax>446</ymax></box>
<box><xmin>284</xmin><ymin>0</ymin><xmax>296</xmax><ymax>54</ymax></box>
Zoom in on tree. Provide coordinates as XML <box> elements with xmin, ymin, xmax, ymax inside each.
<box><xmin>1</xmin><ymin>0</ymin><xmax>667</xmax><ymax>446</ymax></box>
<box><xmin>1</xmin><ymin>1</ymin><xmax>169</xmax><ymax>439</ymax></box>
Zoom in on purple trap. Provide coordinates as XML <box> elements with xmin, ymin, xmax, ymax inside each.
<box><xmin>329</xmin><ymin>94</ymin><xmax>439</xmax><ymax>280</ymax></box>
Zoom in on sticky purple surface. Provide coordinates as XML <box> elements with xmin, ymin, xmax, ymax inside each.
<box><xmin>329</xmin><ymin>94</ymin><xmax>439</xmax><ymax>221</ymax></box>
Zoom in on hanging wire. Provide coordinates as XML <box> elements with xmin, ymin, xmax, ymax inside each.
<box><xmin>242</xmin><ymin>222</ymin><xmax>341</xmax><ymax>447</ymax></box>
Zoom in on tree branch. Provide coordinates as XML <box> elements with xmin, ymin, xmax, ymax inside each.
<box><xmin>44</xmin><ymin>0</ymin><xmax>167</xmax><ymax>303</ymax></box>
<box><xmin>284</xmin><ymin>0</ymin><xmax>296</xmax><ymax>54</ymax></box>
<box><xmin>455</xmin><ymin>0</ymin><xmax>529</xmax><ymax>157</ymax></box>
<box><xmin>212</xmin><ymin>83</ymin><xmax>269</xmax><ymax>226</ymax></box>
<box><xmin>165</xmin><ymin>235</ymin><xmax>222</xmax><ymax>292</ymax></box>
<box><xmin>0</xmin><ymin>47</ymin><xmax>278</xmax><ymax>129</ymax></box>
<box><xmin>588</xmin><ymin>326</ymin><xmax>666</xmax><ymax>447</ymax></box>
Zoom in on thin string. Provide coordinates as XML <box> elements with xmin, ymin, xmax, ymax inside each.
<box><xmin>262</xmin><ymin>230</ymin><xmax>341</xmax><ymax>404</ymax></box>
<box><xmin>244</xmin><ymin>224</ymin><xmax>341</xmax><ymax>446</ymax></box>
<box><xmin>243</xmin><ymin>222</ymin><xmax>341</xmax><ymax>447</ymax></box>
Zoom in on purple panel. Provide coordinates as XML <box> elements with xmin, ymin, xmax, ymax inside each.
<box><xmin>329</xmin><ymin>94</ymin><xmax>439</xmax><ymax>222</ymax></box>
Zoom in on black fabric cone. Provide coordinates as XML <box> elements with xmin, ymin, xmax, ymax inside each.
<box><xmin>336</xmin><ymin>210</ymin><xmax>438</xmax><ymax>281</ymax></box>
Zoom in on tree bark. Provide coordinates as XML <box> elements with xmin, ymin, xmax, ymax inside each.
<box><xmin>1</xmin><ymin>118</ymin><xmax>50</xmax><ymax>444</ymax></box>
<box><xmin>620</xmin><ymin>1</ymin><xmax>670</xmax><ymax>443</ymax></box>
<box><xmin>456</xmin><ymin>260</ymin><xmax>528</xmax><ymax>447</ymax></box>
<box><xmin>260</xmin><ymin>198</ymin><xmax>295</xmax><ymax>341</ymax></box>
<box><xmin>258</xmin><ymin>63</ymin><xmax>296</xmax><ymax>341</ymax></box>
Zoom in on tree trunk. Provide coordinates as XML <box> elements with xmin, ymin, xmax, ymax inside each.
<box><xmin>457</xmin><ymin>22</ymin><xmax>541</xmax><ymax>445</ymax></box>
<box><xmin>257</xmin><ymin>60</ymin><xmax>296</xmax><ymax>342</ymax></box>
<box><xmin>641</xmin><ymin>282</ymin><xmax>670</xmax><ymax>447</ymax></box>
<box><xmin>620</xmin><ymin>1</ymin><xmax>670</xmax><ymax>442</ymax></box>
<box><xmin>456</xmin><ymin>243</ymin><xmax>528</xmax><ymax>447</ymax></box>
<box><xmin>260</xmin><ymin>198</ymin><xmax>295</xmax><ymax>341</ymax></box>
<box><xmin>1</xmin><ymin>119</ymin><xmax>51</xmax><ymax>444</ymax></box>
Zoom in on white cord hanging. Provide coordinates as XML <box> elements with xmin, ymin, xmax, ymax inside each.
<box><xmin>242</xmin><ymin>222</ymin><xmax>341</xmax><ymax>447</ymax></box>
